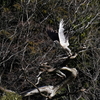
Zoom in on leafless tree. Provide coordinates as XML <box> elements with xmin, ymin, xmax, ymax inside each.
<box><xmin>0</xmin><ymin>0</ymin><xmax>100</xmax><ymax>100</ymax></box>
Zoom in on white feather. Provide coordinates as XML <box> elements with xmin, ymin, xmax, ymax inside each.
<box><xmin>58</xmin><ymin>19</ymin><xmax>66</xmax><ymax>45</ymax></box>
<box><xmin>58</xmin><ymin>19</ymin><xmax>72</xmax><ymax>56</ymax></box>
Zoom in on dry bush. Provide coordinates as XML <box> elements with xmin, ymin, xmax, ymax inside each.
<box><xmin>0</xmin><ymin>0</ymin><xmax>100</xmax><ymax>100</ymax></box>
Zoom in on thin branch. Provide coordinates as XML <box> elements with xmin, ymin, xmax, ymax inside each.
<box><xmin>22</xmin><ymin>69</ymin><xmax>50</xmax><ymax>98</ymax></box>
<box><xmin>0</xmin><ymin>86</ymin><xmax>16</xmax><ymax>94</ymax></box>
<box><xmin>52</xmin><ymin>88</ymin><xmax>86</xmax><ymax>100</ymax></box>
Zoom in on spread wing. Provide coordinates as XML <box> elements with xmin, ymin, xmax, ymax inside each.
<box><xmin>47</xmin><ymin>28</ymin><xmax>59</xmax><ymax>41</ymax></box>
<box><xmin>58</xmin><ymin>19</ymin><xmax>69</xmax><ymax>47</ymax></box>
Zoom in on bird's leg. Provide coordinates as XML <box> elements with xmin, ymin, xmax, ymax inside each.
<box><xmin>65</xmin><ymin>47</ymin><xmax>72</xmax><ymax>57</ymax></box>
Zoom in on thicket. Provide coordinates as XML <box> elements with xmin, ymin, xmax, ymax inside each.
<box><xmin>0</xmin><ymin>0</ymin><xmax>100</xmax><ymax>100</ymax></box>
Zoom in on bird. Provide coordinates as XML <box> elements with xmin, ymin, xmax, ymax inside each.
<box><xmin>47</xmin><ymin>19</ymin><xmax>72</xmax><ymax>56</ymax></box>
